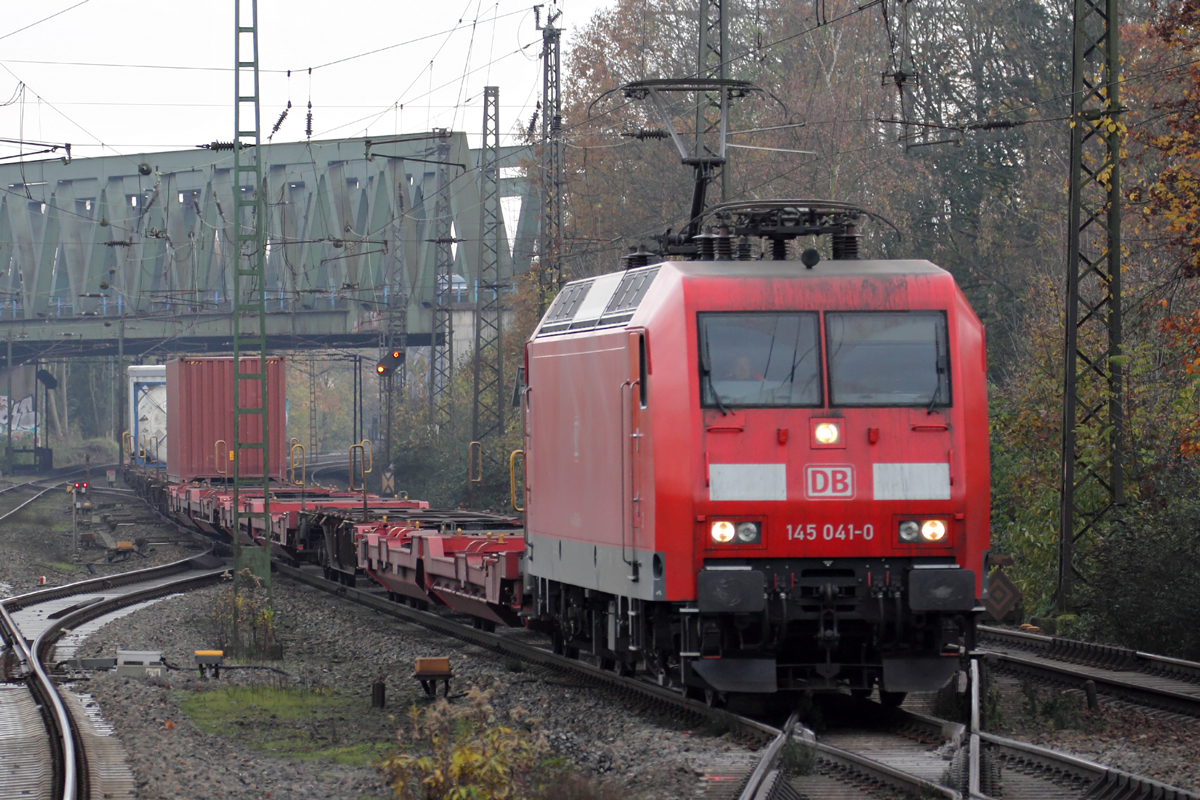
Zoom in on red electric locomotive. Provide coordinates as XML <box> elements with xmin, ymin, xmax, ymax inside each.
<box><xmin>522</xmin><ymin>202</ymin><xmax>988</xmax><ymax>703</ymax></box>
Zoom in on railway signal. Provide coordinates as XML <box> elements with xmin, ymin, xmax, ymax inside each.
<box><xmin>376</xmin><ymin>350</ymin><xmax>403</xmax><ymax>377</ymax></box>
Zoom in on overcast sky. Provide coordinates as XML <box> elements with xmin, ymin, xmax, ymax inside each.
<box><xmin>0</xmin><ymin>0</ymin><xmax>612</xmax><ymax>162</ymax></box>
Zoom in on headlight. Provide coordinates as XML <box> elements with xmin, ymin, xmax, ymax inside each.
<box><xmin>814</xmin><ymin>422</ymin><xmax>841</xmax><ymax>445</ymax></box>
<box><xmin>711</xmin><ymin>521</ymin><xmax>736</xmax><ymax>543</ymax></box>
<box><xmin>921</xmin><ymin>520</ymin><xmax>947</xmax><ymax>541</ymax></box>
<box><xmin>898</xmin><ymin>520</ymin><xmax>920</xmax><ymax>542</ymax></box>
<box><xmin>736</xmin><ymin>522</ymin><xmax>761</xmax><ymax>544</ymax></box>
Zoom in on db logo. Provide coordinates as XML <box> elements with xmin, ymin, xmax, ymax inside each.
<box><xmin>805</xmin><ymin>465</ymin><xmax>855</xmax><ymax>499</ymax></box>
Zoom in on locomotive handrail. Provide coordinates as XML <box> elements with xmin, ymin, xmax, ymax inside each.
<box><xmin>361</xmin><ymin>439</ymin><xmax>373</xmax><ymax>474</ymax></box>
<box><xmin>215</xmin><ymin>439</ymin><xmax>228</xmax><ymax>476</ymax></box>
<box><xmin>509</xmin><ymin>450</ymin><xmax>524</xmax><ymax>512</ymax></box>
<box><xmin>121</xmin><ymin>430</ymin><xmax>133</xmax><ymax>456</ymax></box>
<box><xmin>619</xmin><ymin>379</ymin><xmax>641</xmax><ymax>573</ymax></box>
<box><xmin>468</xmin><ymin>441</ymin><xmax>483</xmax><ymax>484</ymax></box>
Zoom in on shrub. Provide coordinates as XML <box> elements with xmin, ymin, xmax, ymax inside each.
<box><xmin>209</xmin><ymin>569</ymin><xmax>278</xmax><ymax>660</ymax></box>
<box><xmin>1080</xmin><ymin>499</ymin><xmax>1200</xmax><ymax>661</ymax></box>
<box><xmin>381</xmin><ymin>687</ymin><xmax>558</xmax><ymax>800</ymax></box>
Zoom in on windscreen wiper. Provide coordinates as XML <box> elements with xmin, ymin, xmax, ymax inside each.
<box><xmin>927</xmin><ymin>328</ymin><xmax>944</xmax><ymax>414</ymax></box>
<box><xmin>700</xmin><ymin>336</ymin><xmax>728</xmax><ymax>416</ymax></box>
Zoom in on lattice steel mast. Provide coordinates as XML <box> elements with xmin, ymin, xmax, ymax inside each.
<box><xmin>473</xmin><ymin>87</ymin><xmax>505</xmax><ymax>454</ymax></box>
<box><xmin>538</xmin><ymin>6</ymin><xmax>564</xmax><ymax>299</ymax></box>
<box><xmin>1059</xmin><ymin>0</ymin><xmax>1123</xmax><ymax>610</ymax></box>
<box><xmin>231</xmin><ymin>0</ymin><xmax>272</xmax><ymax>586</ymax></box>
<box><xmin>695</xmin><ymin>0</ymin><xmax>729</xmax><ymax>202</ymax></box>
<box><xmin>380</xmin><ymin>174</ymin><xmax>408</xmax><ymax>475</ymax></box>
<box><xmin>429</xmin><ymin>130</ymin><xmax>454</xmax><ymax>427</ymax></box>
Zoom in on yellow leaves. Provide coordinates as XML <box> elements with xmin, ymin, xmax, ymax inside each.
<box><xmin>383</xmin><ymin>688</ymin><xmax>552</xmax><ymax>800</ymax></box>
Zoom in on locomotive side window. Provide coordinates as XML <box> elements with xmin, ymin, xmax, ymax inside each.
<box><xmin>699</xmin><ymin>313</ymin><xmax>822</xmax><ymax>408</ymax></box>
<box><xmin>825</xmin><ymin>312</ymin><xmax>950</xmax><ymax>407</ymax></box>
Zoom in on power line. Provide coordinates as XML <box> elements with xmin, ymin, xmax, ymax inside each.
<box><xmin>0</xmin><ymin>0</ymin><xmax>94</xmax><ymax>44</ymax></box>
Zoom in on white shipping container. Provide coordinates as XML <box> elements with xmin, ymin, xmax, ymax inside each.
<box><xmin>128</xmin><ymin>365</ymin><xmax>167</xmax><ymax>466</ymax></box>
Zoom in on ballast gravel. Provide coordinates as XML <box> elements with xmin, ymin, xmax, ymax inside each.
<box><xmin>74</xmin><ymin>579</ymin><xmax>751</xmax><ymax>800</ymax></box>
<box><xmin>0</xmin><ymin>485</ymin><xmax>200</xmax><ymax>597</ymax></box>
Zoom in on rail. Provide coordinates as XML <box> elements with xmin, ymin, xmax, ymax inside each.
<box><xmin>885</xmin><ymin>671</ymin><xmax>1200</xmax><ymax>800</ymax></box>
<box><xmin>0</xmin><ymin>481</ymin><xmax>67</xmax><ymax>523</ymax></box>
<box><xmin>978</xmin><ymin>625</ymin><xmax>1200</xmax><ymax>717</ymax></box>
<box><xmin>0</xmin><ymin>555</ymin><xmax>226</xmax><ymax>800</ymax></box>
<box><xmin>2</xmin><ymin>597</ymin><xmax>78</xmax><ymax>800</ymax></box>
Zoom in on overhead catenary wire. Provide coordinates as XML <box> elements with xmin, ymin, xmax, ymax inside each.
<box><xmin>0</xmin><ymin>0</ymin><xmax>95</xmax><ymax>44</ymax></box>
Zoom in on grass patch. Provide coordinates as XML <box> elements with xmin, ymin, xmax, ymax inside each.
<box><xmin>263</xmin><ymin>738</ymin><xmax>394</xmax><ymax>766</ymax></box>
<box><xmin>180</xmin><ymin>684</ymin><xmax>397</xmax><ymax>764</ymax></box>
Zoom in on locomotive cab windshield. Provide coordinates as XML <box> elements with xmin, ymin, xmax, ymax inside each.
<box><xmin>826</xmin><ymin>311</ymin><xmax>950</xmax><ymax>407</ymax></box>
<box><xmin>700</xmin><ymin>313</ymin><xmax>822</xmax><ymax>407</ymax></box>
<box><xmin>699</xmin><ymin>310</ymin><xmax>951</xmax><ymax>409</ymax></box>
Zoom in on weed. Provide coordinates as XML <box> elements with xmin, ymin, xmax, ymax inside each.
<box><xmin>1041</xmin><ymin>691</ymin><xmax>1085</xmax><ymax>731</ymax></box>
<box><xmin>779</xmin><ymin>739</ymin><xmax>816</xmax><ymax>776</ymax></box>
<box><xmin>503</xmin><ymin>656</ymin><xmax>525</xmax><ymax>673</ymax></box>
<box><xmin>982</xmin><ymin>682</ymin><xmax>1004</xmax><ymax>730</ymax></box>
<box><xmin>207</xmin><ymin>568</ymin><xmax>278</xmax><ymax>660</ymax></box>
<box><xmin>381</xmin><ymin>686</ymin><xmax>568</xmax><ymax>800</ymax></box>
<box><xmin>1020</xmin><ymin>678</ymin><xmax>1040</xmax><ymax>718</ymax></box>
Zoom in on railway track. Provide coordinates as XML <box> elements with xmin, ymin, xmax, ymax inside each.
<box><xmin>274</xmin><ymin>563</ymin><xmax>1200</xmax><ymax>800</ymax></box>
<box><xmin>979</xmin><ymin>624</ymin><xmax>1200</xmax><ymax>719</ymax></box>
<box><xmin>0</xmin><ymin>555</ymin><xmax>227</xmax><ymax>800</ymax></box>
<box><xmin>109</xmin><ymin>489</ymin><xmax>1200</xmax><ymax>798</ymax></box>
<box><xmin>0</xmin><ymin>463</ymin><xmax>120</xmax><ymax>521</ymax></box>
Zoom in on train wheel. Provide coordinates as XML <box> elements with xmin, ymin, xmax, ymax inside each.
<box><xmin>704</xmin><ymin>689</ymin><xmax>726</xmax><ymax>709</ymax></box>
<box><xmin>599</xmin><ymin>656</ymin><xmax>616</xmax><ymax>671</ymax></box>
<box><xmin>618</xmin><ymin>660</ymin><xmax>636</xmax><ymax>678</ymax></box>
<box><xmin>879</xmin><ymin>690</ymin><xmax>907</xmax><ymax>708</ymax></box>
<box><xmin>646</xmin><ymin>649</ymin><xmax>672</xmax><ymax>687</ymax></box>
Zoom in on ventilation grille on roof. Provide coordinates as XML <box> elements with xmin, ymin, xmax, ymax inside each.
<box><xmin>536</xmin><ymin>266</ymin><xmax>660</xmax><ymax>337</ymax></box>
<box><xmin>538</xmin><ymin>280</ymin><xmax>594</xmax><ymax>335</ymax></box>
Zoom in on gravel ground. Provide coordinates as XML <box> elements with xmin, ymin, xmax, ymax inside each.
<box><xmin>74</xmin><ymin>579</ymin><xmax>752</xmax><ymax>800</ymax></box>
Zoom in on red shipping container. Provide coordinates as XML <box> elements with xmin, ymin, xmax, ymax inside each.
<box><xmin>166</xmin><ymin>356</ymin><xmax>287</xmax><ymax>483</ymax></box>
